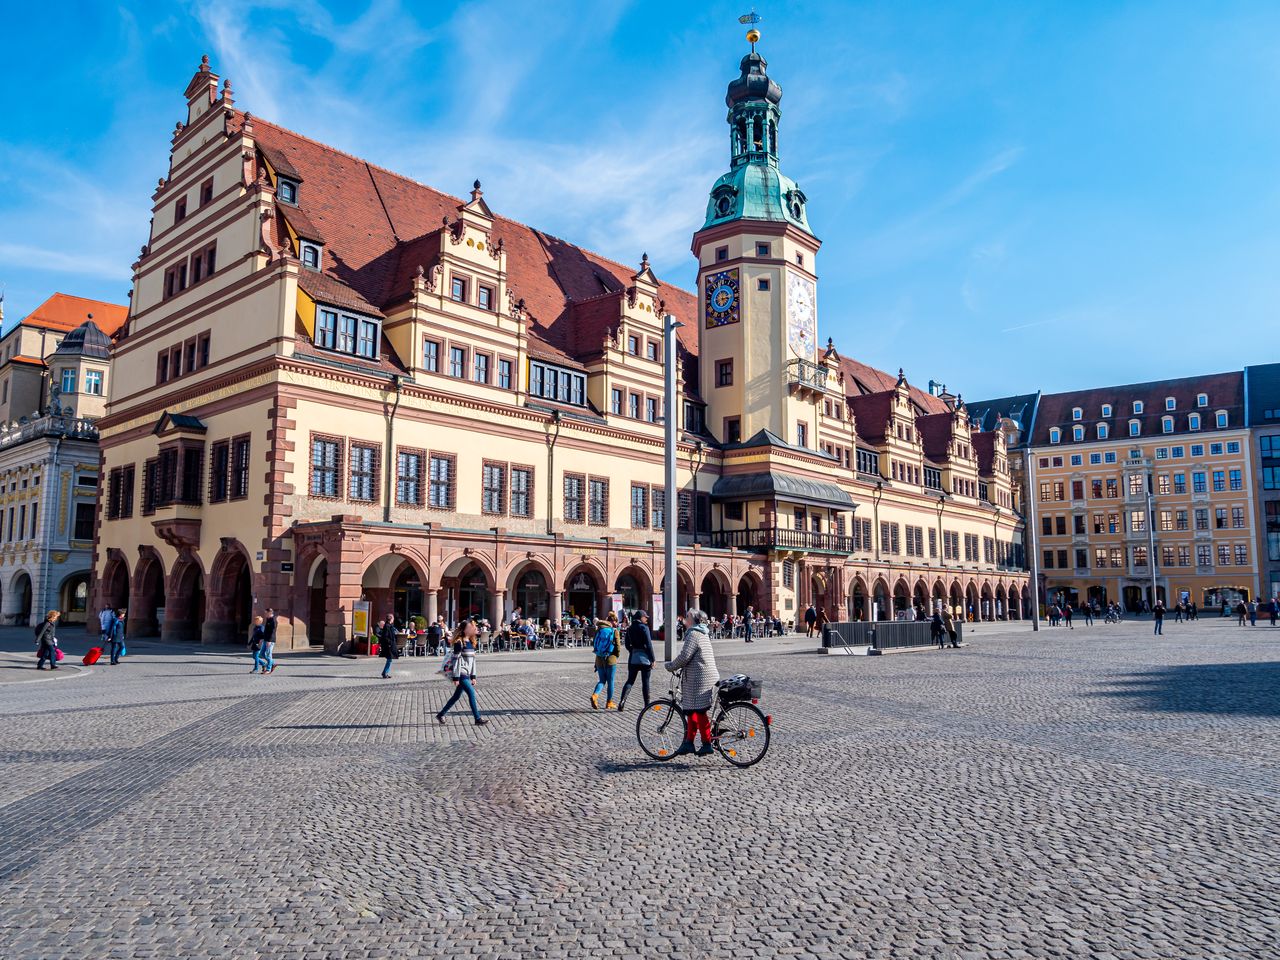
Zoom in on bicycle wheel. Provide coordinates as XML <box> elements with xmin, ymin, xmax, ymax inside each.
<box><xmin>636</xmin><ymin>699</ymin><xmax>685</xmax><ymax>761</ymax></box>
<box><xmin>713</xmin><ymin>702</ymin><xmax>770</xmax><ymax>768</ymax></box>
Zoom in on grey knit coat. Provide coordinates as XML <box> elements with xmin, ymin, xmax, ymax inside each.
<box><xmin>665</xmin><ymin>624</ymin><xmax>720</xmax><ymax>711</ymax></box>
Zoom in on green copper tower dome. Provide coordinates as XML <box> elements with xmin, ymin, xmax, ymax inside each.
<box><xmin>702</xmin><ymin>44</ymin><xmax>813</xmax><ymax>235</ymax></box>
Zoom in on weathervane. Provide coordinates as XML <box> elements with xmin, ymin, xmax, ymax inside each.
<box><xmin>738</xmin><ymin>9</ymin><xmax>762</xmax><ymax>50</ymax></box>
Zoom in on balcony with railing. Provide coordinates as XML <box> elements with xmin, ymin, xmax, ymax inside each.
<box><xmin>0</xmin><ymin>414</ymin><xmax>99</xmax><ymax>452</ymax></box>
<box><xmin>786</xmin><ymin>359</ymin><xmax>829</xmax><ymax>396</ymax></box>
<box><xmin>712</xmin><ymin>527</ymin><xmax>856</xmax><ymax>554</ymax></box>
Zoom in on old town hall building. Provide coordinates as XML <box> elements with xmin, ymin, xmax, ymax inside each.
<box><xmin>91</xmin><ymin>47</ymin><xmax>1030</xmax><ymax>648</ymax></box>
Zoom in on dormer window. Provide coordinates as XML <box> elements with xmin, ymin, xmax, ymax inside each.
<box><xmin>277</xmin><ymin>178</ymin><xmax>298</xmax><ymax>204</ymax></box>
<box><xmin>1097</xmin><ymin>423</ymin><xmax>1109</xmax><ymax>439</ymax></box>
<box><xmin>1196</xmin><ymin>393</ymin><xmax>1208</xmax><ymax>407</ymax></box>
<box><xmin>1071</xmin><ymin>407</ymin><xmax>1082</xmax><ymax>420</ymax></box>
<box><xmin>1165</xmin><ymin>397</ymin><xmax>1176</xmax><ymax>411</ymax></box>
<box><xmin>1215</xmin><ymin>410</ymin><xmax>1228</xmax><ymax>428</ymax></box>
<box><xmin>1049</xmin><ymin>427</ymin><xmax>1061</xmax><ymax>444</ymax></box>
<box><xmin>316</xmin><ymin>306</ymin><xmax>380</xmax><ymax>361</ymax></box>
<box><xmin>1132</xmin><ymin>400</ymin><xmax>1144</xmax><ymax>414</ymax></box>
<box><xmin>1129</xmin><ymin>419</ymin><xmax>1141</xmax><ymax>437</ymax></box>
<box><xmin>1101</xmin><ymin>404</ymin><xmax>1112</xmax><ymax>418</ymax></box>
<box><xmin>1072</xmin><ymin>425</ymin><xmax>1084</xmax><ymax>442</ymax></box>
<box><xmin>1162</xmin><ymin>416</ymin><xmax>1174</xmax><ymax>433</ymax></box>
<box><xmin>300</xmin><ymin>243</ymin><xmax>322</xmax><ymax>270</ymax></box>
<box><xmin>1188</xmin><ymin>412</ymin><xmax>1201</xmax><ymax>431</ymax></box>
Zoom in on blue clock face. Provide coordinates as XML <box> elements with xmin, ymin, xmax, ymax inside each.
<box><xmin>704</xmin><ymin>269</ymin><xmax>741</xmax><ymax>328</ymax></box>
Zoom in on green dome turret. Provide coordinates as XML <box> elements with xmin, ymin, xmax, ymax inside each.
<box><xmin>702</xmin><ymin>43</ymin><xmax>813</xmax><ymax>235</ymax></box>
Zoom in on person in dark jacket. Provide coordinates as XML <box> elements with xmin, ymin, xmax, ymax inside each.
<box><xmin>109</xmin><ymin>609</ymin><xmax>127</xmax><ymax>665</ymax></box>
<box><xmin>261</xmin><ymin>607</ymin><xmax>278</xmax><ymax>673</ymax></box>
<box><xmin>930</xmin><ymin>611</ymin><xmax>945</xmax><ymax>649</ymax></box>
<box><xmin>35</xmin><ymin>610</ymin><xmax>60</xmax><ymax>670</ymax></box>
<box><xmin>249</xmin><ymin>615</ymin><xmax>267</xmax><ymax>673</ymax></box>
<box><xmin>379</xmin><ymin>615</ymin><xmax>398</xmax><ymax>678</ymax></box>
<box><xmin>617</xmin><ymin>610</ymin><xmax>656</xmax><ymax>711</ymax></box>
<box><xmin>803</xmin><ymin>604</ymin><xmax>818</xmax><ymax>637</ymax></box>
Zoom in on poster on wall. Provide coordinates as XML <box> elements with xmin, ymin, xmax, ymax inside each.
<box><xmin>353</xmin><ymin>601</ymin><xmax>371</xmax><ymax>639</ymax></box>
<box><xmin>610</xmin><ymin>594</ymin><xmax>624</xmax><ymax>618</ymax></box>
<box><xmin>652</xmin><ymin>595</ymin><xmax>664</xmax><ymax>631</ymax></box>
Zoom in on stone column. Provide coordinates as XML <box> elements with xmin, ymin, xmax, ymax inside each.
<box><xmin>425</xmin><ymin>590</ymin><xmax>438</xmax><ymax>623</ymax></box>
<box><xmin>491</xmin><ymin>589</ymin><xmax>506</xmax><ymax>630</ymax></box>
<box><xmin>728</xmin><ymin>593</ymin><xmax>738</xmax><ymax>617</ymax></box>
<box><xmin>550</xmin><ymin>591</ymin><xmax>563</xmax><ymax>624</ymax></box>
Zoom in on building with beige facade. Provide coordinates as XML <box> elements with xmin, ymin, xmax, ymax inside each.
<box><xmin>91</xmin><ymin>49</ymin><xmax>1029</xmax><ymax>649</ymax></box>
<box><xmin>0</xmin><ymin>293</ymin><xmax>125</xmax><ymax>624</ymax></box>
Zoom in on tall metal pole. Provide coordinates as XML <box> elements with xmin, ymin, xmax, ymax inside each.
<box><xmin>1025</xmin><ymin>449</ymin><xmax>1041</xmax><ymax>631</ymax></box>
<box><xmin>1147</xmin><ymin>490</ymin><xmax>1158</xmax><ymax>608</ymax></box>
<box><xmin>662</xmin><ymin>314</ymin><xmax>682</xmax><ymax>660</ymax></box>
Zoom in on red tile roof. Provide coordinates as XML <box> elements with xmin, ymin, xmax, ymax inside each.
<box><xmin>20</xmin><ymin>293</ymin><xmax>127</xmax><ymax>336</ymax></box>
<box><xmin>916</xmin><ymin>411</ymin><xmax>956</xmax><ymax>462</ymax></box>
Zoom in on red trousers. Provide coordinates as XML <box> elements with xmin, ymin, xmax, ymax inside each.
<box><xmin>684</xmin><ymin>709</ymin><xmax>712</xmax><ymax>744</ymax></box>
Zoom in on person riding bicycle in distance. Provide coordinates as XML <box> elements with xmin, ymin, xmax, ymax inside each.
<box><xmin>664</xmin><ymin>608</ymin><xmax>721</xmax><ymax>757</ymax></box>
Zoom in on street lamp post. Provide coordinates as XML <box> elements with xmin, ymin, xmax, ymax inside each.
<box><xmin>662</xmin><ymin>314</ymin><xmax>682</xmax><ymax>660</ymax></box>
<box><xmin>1025</xmin><ymin>449</ymin><xmax>1041</xmax><ymax>631</ymax></box>
<box><xmin>935</xmin><ymin>492</ymin><xmax>948</xmax><ymax>613</ymax></box>
<box><xmin>1147</xmin><ymin>490</ymin><xmax>1158</xmax><ymax>609</ymax></box>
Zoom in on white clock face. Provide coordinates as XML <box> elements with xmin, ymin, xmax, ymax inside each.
<box><xmin>786</xmin><ymin>272</ymin><xmax>816</xmax><ymax>358</ymax></box>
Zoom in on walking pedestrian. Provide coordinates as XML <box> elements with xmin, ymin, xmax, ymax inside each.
<box><xmin>664</xmin><ymin>608</ymin><xmax>721</xmax><ymax>757</ymax></box>
<box><xmin>436</xmin><ymin>620</ymin><xmax>487</xmax><ymax>725</ymax></box>
<box><xmin>98</xmin><ymin>605</ymin><xmax>115</xmax><ymax>649</ymax></box>
<box><xmin>1064</xmin><ymin>605</ymin><xmax>1074</xmax><ymax>630</ymax></box>
<box><xmin>35</xmin><ymin>610</ymin><xmax>60</xmax><ymax>670</ymax></box>
<box><xmin>1082</xmin><ymin>604</ymin><xmax>1093</xmax><ymax>626</ymax></box>
<box><xmin>1153</xmin><ymin>601</ymin><xmax>1164</xmax><ymax>636</ymax></box>
<box><xmin>590</xmin><ymin>614</ymin><xmax>621</xmax><ymax>710</ymax></box>
<box><xmin>930</xmin><ymin>610</ymin><xmax>945</xmax><ymax>649</ymax></box>
<box><xmin>1270</xmin><ymin>599</ymin><xmax>1278</xmax><ymax>627</ymax></box>
<box><xmin>1248</xmin><ymin>599</ymin><xmax>1258</xmax><ymax>626</ymax></box>
<box><xmin>378</xmin><ymin>615</ymin><xmax>399</xmax><ymax>678</ymax></box>
<box><xmin>617</xmin><ymin>609</ymin><xmax>655</xmax><ymax>710</ymax></box>
<box><xmin>943</xmin><ymin>608</ymin><xmax>958</xmax><ymax>648</ymax></box>
<box><xmin>109</xmin><ymin>610</ymin><xmax>127</xmax><ymax>665</ymax></box>
<box><xmin>743</xmin><ymin>605</ymin><xmax>755</xmax><ymax>643</ymax></box>
<box><xmin>1237</xmin><ymin>601</ymin><xmax>1247</xmax><ymax>626</ymax></box>
<box><xmin>262</xmin><ymin>607</ymin><xmax>278</xmax><ymax>673</ymax></box>
<box><xmin>249</xmin><ymin>615</ymin><xmax>267</xmax><ymax>673</ymax></box>
<box><xmin>803</xmin><ymin>604</ymin><xmax>817</xmax><ymax>638</ymax></box>
<box><xmin>815</xmin><ymin>606</ymin><xmax>828</xmax><ymax>638</ymax></box>
<box><xmin>1174</xmin><ymin>602</ymin><xmax>1183</xmax><ymax>623</ymax></box>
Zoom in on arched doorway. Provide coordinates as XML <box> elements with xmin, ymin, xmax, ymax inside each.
<box><xmin>995</xmin><ymin>586</ymin><xmax>1007</xmax><ymax>620</ymax></box>
<box><xmin>892</xmin><ymin>579</ymin><xmax>910</xmax><ymax>618</ymax></box>
<box><xmin>981</xmin><ymin>584</ymin><xmax>994</xmax><ymax>621</ymax></box>
<box><xmin>699</xmin><ymin>571</ymin><xmax>730</xmax><ymax>618</ymax></box>
<box><xmin>514</xmin><ymin>567</ymin><xmax>550</xmax><ymax>623</ymax></box>
<box><xmin>133</xmin><ymin>555</ymin><xmax>166</xmax><ymax>637</ymax></box>
<box><xmin>658</xmin><ymin>569</ymin><xmax>695</xmax><ymax>621</ymax></box>
<box><xmin>564</xmin><ymin>566</ymin><xmax>602</xmax><ymax>621</ymax></box>
<box><xmin>394</xmin><ymin>564</ymin><xmax>425</xmax><ymax>625</ymax></box>
<box><xmin>1007</xmin><ymin>585</ymin><xmax>1021</xmax><ymax>620</ymax></box>
<box><xmin>949</xmin><ymin>582</ymin><xmax>963</xmax><ymax>618</ymax></box>
<box><xmin>912</xmin><ymin>580</ymin><xmax>928</xmax><ymax>616</ymax></box>
<box><xmin>60</xmin><ymin>572</ymin><xmax>91</xmax><ymax>623</ymax></box>
<box><xmin>308</xmin><ymin>559</ymin><xmax>328</xmax><ymax>646</ymax></box>
<box><xmin>736</xmin><ymin>573</ymin><xmax>760</xmax><ymax>616</ymax></box>
<box><xmin>457</xmin><ymin>563</ymin><xmax>490</xmax><ymax>623</ymax></box>
<box><xmin>101</xmin><ymin>554</ymin><xmax>130</xmax><ymax>613</ymax></box>
<box><xmin>872</xmin><ymin>579</ymin><xmax>889</xmax><ymax>621</ymax></box>
<box><xmin>849</xmin><ymin>578</ymin><xmax>867</xmax><ymax>621</ymax></box>
<box><xmin>614</xmin><ymin>566</ymin><xmax>651</xmax><ymax>618</ymax></box>
<box><xmin>164</xmin><ymin>561</ymin><xmax>205</xmax><ymax>643</ymax></box>
<box><xmin>206</xmin><ymin>545</ymin><xmax>254</xmax><ymax>643</ymax></box>
<box><xmin>965</xmin><ymin>583</ymin><xmax>979</xmax><ymax>622</ymax></box>
<box><xmin>932</xmin><ymin>580</ymin><xmax>946</xmax><ymax>614</ymax></box>
<box><xmin>9</xmin><ymin>571</ymin><xmax>32</xmax><ymax>626</ymax></box>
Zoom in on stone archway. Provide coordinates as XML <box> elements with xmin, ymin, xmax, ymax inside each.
<box><xmin>163</xmin><ymin>555</ymin><xmax>206</xmax><ymax>643</ymax></box>
<box><xmin>59</xmin><ymin>572</ymin><xmax>92</xmax><ymax>624</ymax></box>
<box><xmin>736</xmin><ymin>571</ymin><xmax>762</xmax><ymax>617</ymax></box>
<box><xmin>872</xmin><ymin>578</ymin><xmax>890</xmax><ymax>622</ymax></box>
<box><xmin>995</xmin><ymin>585</ymin><xmax>1007</xmax><ymax>621</ymax></box>
<box><xmin>100</xmin><ymin>552</ymin><xmax>130</xmax><ymax>614</ymax></box>
<box><xmin>980</xmin><ymin>583</ymin><xmax>994</xmax><ymax>621</ymax></box>
<box><xmin>130</xmin><ymin>551</ymin><xmax>167</xmax><ymax>638</ymax></box>
<box><xmin>931</xmin><ymin>580</ymin><xmax>946</xmax><ymax>614</ymax></box>
<box><xmin>848</xmin><ymin>576</ymin><xmax>867</xmax><ymax>621</ymax></box>
<box><xmin>614</xmin><ymin>564</ymin><xmax>653</xmax><ymax>618</ymax></box>
<box><xmin>949</xmin><ymin>581</ymin><xmax>963</xmax><ymax>618</ymax></box>
<box><xmin>965</xmin><ymin>583</ymin><xmax>979</xmax><ymax>622</ymax></box>
<box><xmin>699</xmin><ymin>569</ymin><xmax>731</xmax><ymax>619</ymax></box>
<box><xmin>307</xmin><ymin>557</ymin><xmax>329</xmax><ymax>646</ymax></box>
<box><xmin>912</xmin><ymin>578</ymin><xmax>929</xmax><ymax>617</ymax></box>
<box><xmin>892</xmin><ymin>578</ymin><xmax>910</xmax><ymax>617</ymax></box>
<box><xmin>8</xmin><ymin>570</ymin><xmax>33</xmax><ymax>626</ymax></box>
<box><xmin>510</xmin><ymin>561</ymin><xmax>553</xmax><ymax>625</ymax></box>
<box><xmin>563</xmin><ymin>563</ymin><xmax>605</xmax><ymax>622</ymax></box>
<box><xmin>205</xmin><ymin>542</ymin><xmax>254</xmax><ymax>644</ymax></box>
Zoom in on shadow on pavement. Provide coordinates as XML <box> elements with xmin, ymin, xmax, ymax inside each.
<box><xmin>1095</xmin><ymin>661</ymin><xmax>1280</xmax><ymax>717</ymax></box>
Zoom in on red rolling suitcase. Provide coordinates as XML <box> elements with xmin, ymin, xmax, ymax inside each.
<box><xmin>83</xmin><ymin>647</ymin><xmax>103</xmax><ymax>666</ymax></box>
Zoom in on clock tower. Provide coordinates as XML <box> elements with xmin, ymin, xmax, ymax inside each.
<box><xmin>693</xmin><ymin>33</ymin><xmax>823</xmax><ymax>448</ymax></box>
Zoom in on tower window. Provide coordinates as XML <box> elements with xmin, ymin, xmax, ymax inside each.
<box><xmin>716</xmin><ymin>246</ymin><xmax>729</xmax><ymax>262</ymax></box>
<box><xmin>174</xmin><ymin>197</ymin><xmax>187</xmax><ymax>222</ymax></box>
<box><xmin>200</xmin><ymin>178</ymin><xmax>214</xmax><ymax>206</ymax></box>
<box><xmin>450</xmin><ymin>277</ymin><xmax>468</xmax><ymax>302</ymax></box>
<box><xmin>755</xmin><ymin>242</ymin><xmax>771</xmax><ymax>257</ymax></box>
<box><xmin>795</xmin><ymin>252</ymin><xmax>805</xmax><ymax>267</ymax></box>
<box><xmin>716</xmin><ymin>359</ymin><xmax>733</xmax><ymax>387</ymax></box>
<box><xmin>478</xmin><ymin>285</ymin><xmax>493</xmax><ymax>310</ymax></box>
<box><xmin>757</xmin><ymin>278</ymin><xmax>770</xmax><ymax>291</ymax></box>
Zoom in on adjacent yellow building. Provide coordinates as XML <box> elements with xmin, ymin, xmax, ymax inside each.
<box><xmin>91</xmin><ymin>49</ymin><xmax>1029</xmax><ymax>649</ymax></box>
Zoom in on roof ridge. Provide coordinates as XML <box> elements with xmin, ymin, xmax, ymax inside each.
<box><xmin>249</xmin><ymin>114</ymin><xmax>696</xmax><ymax>301</ymax></box>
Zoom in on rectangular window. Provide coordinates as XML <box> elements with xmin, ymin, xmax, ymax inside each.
<box><xmin>1232</xmin><ymin>506</ymin><xmax>1245</xmax><ymax>528</ymax></box>
<box><xmin>627</xmin><ymin>335</ymin><xmax>639</xmax><ymax>355</ymax></box>
<box><xmin>1129</xmin><ymin>473</ymin><xmax>1145</xmax><ymax>495</ymax></box>
<box><xmin>716</xmin><ymin>359</ymin><xmax>733</xmax><ymax>386</ymax></box>
<box><xmin>428</xmin><ymin>454</ymin><xmax>455</xmax><ymax>509</ymax></box>
<box><xmin>396</xmin><ymin>450</ymin><xmax>423</xmax><ymax>505</ymax></box>
<box><xmin>198</xmin><ymin>332</ymin><xmax>211</xmax><ymax>368</ymax></box>
<box><xmin>755</xmin><ymin>242</ymin><xmax>771</xmax><ymax>257</ymax></box>
<box><xmin>60</xmin><ymin>368</ymin><xmax>76</xmax><ymax>394</ymax></box>
<box><xmin>349</xmin><ymin>443</ymin><xmax>377</xmax><ymax>502</ymax></box>
<box><xmin>564</xmin><ymin>473</ymin><xmax>584</xmax><ymax>523</ymax></box>
<box><xmin>651</xmin><ymin>488</ymin><xmax>665</xmax><ymax>530</ymax></box>
<box><xmin>450</xmin><ymin>346</ymin><xmax>466</xmax><ymax>378</ymax></box>
<box><xmin>629</xmin><ymin>394</ymin><xmax>640</xmax><ymax>419</ymax></box>
<box><xmin>316</xmin><ymin>310</ymin><xmax>336</xmax><ymax>349</ymax></box>
<box><xmin>357</xmin><ymin>320</ymin><xmax>378</xmax><ymax>359</ymax></box>
<box><xmin>589</xmin><ymin>478</ymin><xmax>609</xmax><ymax>525</ymax></box>
<box><xmin>498</xmin><ymin>359</ymin><xmax>512</xmax><ymax>389</ymax></box>
<box><xmin>478</xmin><ymin>285</ymin><xmax>493</xmax><ymax>310</ymax></box>
<box><xmin>1193</xmin><ymin>472</ymin><xmax>1207</xmax><ymax>493</ymax></box>
<box><xmin>451</xmin><ymin>277</ymin><xmax>467</xmax><ymax>302</ymax></box>
<box><xmin>175</xmin><ymin>197</ymin><xmax>186</xmax><ymax>222</ymax></box>
<box><xmin>185</xmin><ymin>339</ymin><xmax>197</xmax><ymax>374</ymax></box>
<box><xmin>1218</xmin><ymin>543</ymin><xmax>1231</xmax><ymax>565</ymax></box>
<box><xmin>209</xmin><ymin>441</ymin><xmax>230</xmax><ymax>503</ymax></box>
<box><xmin>84</xmin><ymin>369</ymin><xmax>104</xmax><ymax>395</ymax></box>
<box><xmin>1071</xmin><ymin>480</ymin><xmax>1084</xmax><ymax>500</ymax></box>
<box><xmin>180</xmin><ymin>446</ymin><xmax>203</xmax><ymax>504</ymax></box>
<box><xmin>1195</xmin><ymin>508</ymin><xmax>1209</xmax><ymax>530</ymax></box>
<box><xmin>1212</xmin><ymin>470</ymin><xmax>1225</xmax><ymax>492</ymax></box>
<box><xmin>630</xmin><ymin>484</ymin><xmax>648</xmax><ymax>528</ymax></box>
<box><xmin>482</xmin><ymin>462</ymin><xmax>506</xmax><ymax>515</ymax></box>
<box><xmin>1130</xmin><ymin>509</ymin><xmax>1146</xmax><ymax>532</ymax></box>
<box><xmin>725</xmin><ymin>418</ymin><xmax>741</xmax><ymax>444</ymax></box>
<box><xmin>423</xmin><ymin>339</ymin><xmax>440</xmax><ymax>373</ymax></box>
<box><xmin>1076</xmin><ymin>548</ymin><xmax>1089</xmax><ymax>569</ymax></box>
<box><xmin>646</xmin><ymin>397</ymin><xmax>658</xmax><ymax>423</ymax></box>
<box><xmin>72</xmin><ymin>502</ymin><xmax>94</xmax><ymax>541</ymax></box>
<box><xmin>1055</xmin><ymin>516</ymin><xmax>1066</xmax><ymax>536</ymax></box>
<box><xmin>1174</xmin><ymin>473</ymin><xmax>1186</xmax><ymax>494</ymax></box>
<box><xmin>646</xmin><ymin>341</ymin><xmax>659</xmax><ymax>361</ymax></box>
<box><xmin>1229</xmin><ymin>469</ymin><xmax>1242</xmax><ymax>491</ymax></box>
<box><xmin>1215</xmin><ymin>507</ymin><xmax>1228</xmax><ymax>529</ymax></box>
<box><xmin>611</xmin><ymin>389</ymin><xmax>623</xmax><ymax>415</ymax></box>
<box><xmin>474</xmin><ymin>353</ymin><xmax>490</xmax><ymax>384</ymax></box>
<box><xmin>310</xmin><ymin>437</ymin><xmax>341</xmax><ymax>498</ymax></box>
<box><xmin>1235</xmin><ymin>543</ymin><xmax>1248</xmax><ymax>565</ymax></box>
<box><xmin>510</xmin><ymin>466</ymin><xmax>533</xmax><ymax>517</ymax></box>
<box><xmin>337</xmin><ymin>315</ymin><xmax>356</xmax><ymax>353</ymax></box>
<box><xmin>1176</xmin><ymin>509</ymin><xmax>1188</xmax><ymax>531</ymax></box>
<box><xmin>200</xmin><ymin>177</ymin><xmax>214</xmax><ymax>206</ymax></box>
<box><xmin>1197</xmin><ymin>544</ymin><xmax>1212</xmax><ymax>566</ymax></box>
<box><xmin>1132</xmin><ymin>545</ymin><xmax>1148</xmax><ymax>568</ymax></box>
<box><xmin>227</xmin><ymin>435</ymin><xmax>249</xmax><ymax>499</ymax></box>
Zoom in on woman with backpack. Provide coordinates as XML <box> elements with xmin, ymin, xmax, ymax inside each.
<box><xmin>35</xmin><ymin>610</ymin><xmax>60</xmax><ymax>670</ymax></box>
<box><xmin>436</xmin><ymin>620</ymin><xmax>487</xmax><ymax>725</ymax></box>
<box><xmin>590</xmin><ymin>613</ymin><xmax>621</xmax><ymax>710</ymax></box>
<box><xmin>616</xmin><ymin>609</ymin><xmax>655</xmax><ymax>711</ymax></box>
<box><xmin>664</xmin><ymin>608</ymin><xmax>720</xmax><ymax>757</ymax></box>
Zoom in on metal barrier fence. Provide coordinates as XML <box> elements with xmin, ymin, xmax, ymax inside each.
<box><xmin>821</xmin><ymin>620</ymin><xmax>963</xmax><ymax>652</ymax></box>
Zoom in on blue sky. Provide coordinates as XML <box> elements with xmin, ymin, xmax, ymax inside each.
<box><xmin>2</xmin><ymin>1</ymin><xmax>1278</xmax><ymax>398</ymax></box>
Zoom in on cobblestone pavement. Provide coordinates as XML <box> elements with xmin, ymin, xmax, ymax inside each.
<box><xmin>1</xmin><ymin>618</ymin><xmax>1278</xmax><ymax>959</ymax></box>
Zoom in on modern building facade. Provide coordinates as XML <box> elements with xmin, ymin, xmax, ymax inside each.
<box><xmin>976</xmin><ymin>373</ymin><xmax>1264</xmax><ymax>612</ymax></box>
<box><xmin>1245</xmin><ymin>363</ymin><xmax>1280</xmax><ymax>603</ymax></box>
<box><xmin>91</xmin><ymin>48</ymin><xmax>1029</xmax><ymax>649</ymax></box>
<box><xmin>0</xmin><ymin>293</ymin><xmax>126</xmax><ymax>624</ymax></box>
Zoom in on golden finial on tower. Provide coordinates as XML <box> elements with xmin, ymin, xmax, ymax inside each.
<box><xmin>739</xmin><ymin>10</ymin><xmax>762</xmax><ymax>50</ymax></box>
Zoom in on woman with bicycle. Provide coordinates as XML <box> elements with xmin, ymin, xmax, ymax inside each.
<box><xmin>664</xmin><ymin>607</ymin><xmax>720</xmax><ymax>757</ymax></box>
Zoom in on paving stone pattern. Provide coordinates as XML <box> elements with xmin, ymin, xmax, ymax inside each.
<box><xmin>1</xmin><ymin>620</ymin><xmax>1278</xmax><ymax>958</ymax></box>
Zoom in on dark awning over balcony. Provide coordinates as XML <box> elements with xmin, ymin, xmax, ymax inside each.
<box><xmin>710</xmin><ymin>471</ymin><xmax>856</xmax><ymax>511</ymax></box>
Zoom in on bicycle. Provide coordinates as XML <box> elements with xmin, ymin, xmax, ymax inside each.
<box><xmin>636</xmin><ymin>670</ymin><xmax>771</xmax><ymax>768</ymax></box>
